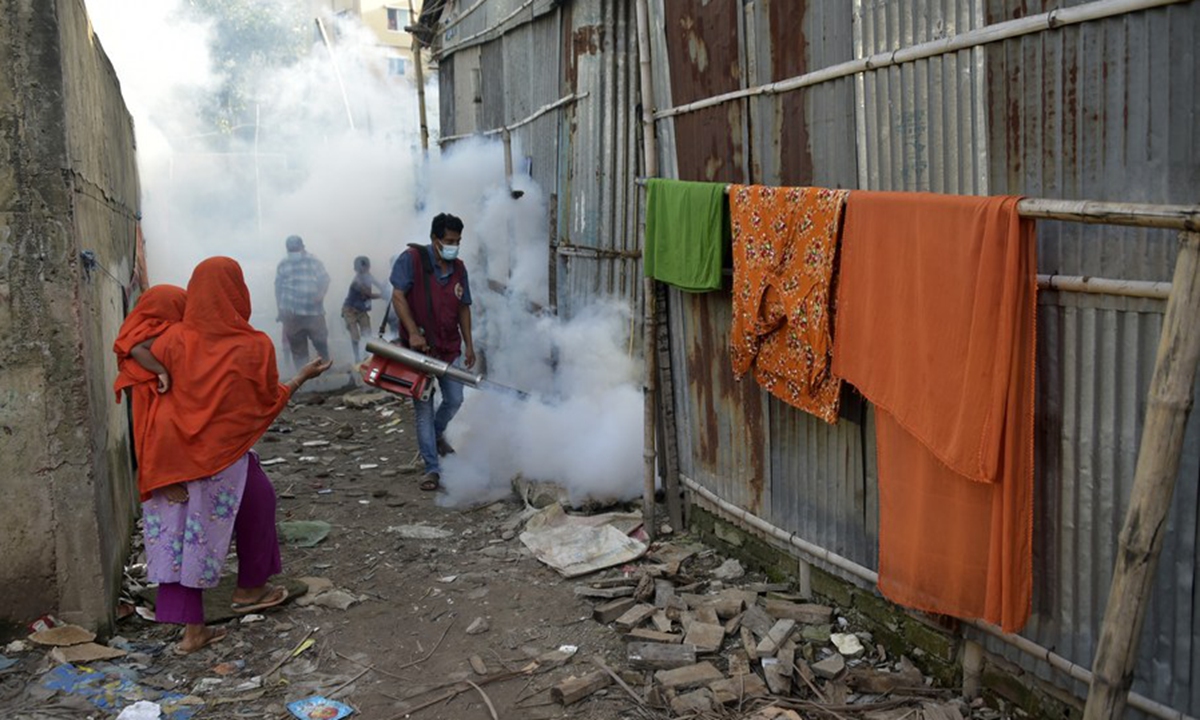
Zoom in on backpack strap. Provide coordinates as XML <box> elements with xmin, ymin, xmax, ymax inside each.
<box><xmin>378</xmin><ymin>245</ymin><xmax>436</xmax><ymax>340</ymax></box>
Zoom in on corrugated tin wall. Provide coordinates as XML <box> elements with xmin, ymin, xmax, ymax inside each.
<box><xmin>435</xmin><ymin>0</ymin><xmax>643</xmax><ymax>323</ymax></box>
<box><xmin>652</xmin><ymin>0</ymin><xmax>1200</xmax><ymax>715</ymax></box>
<box><xmin>978</xmin><ymin>1</ymin><xmax>1200</xmax><ymax>711</ymax></box>
<box><xmin>557</xmin><ymin>0</ymin><xmax>643</xmax><ymax>318</ymax></box>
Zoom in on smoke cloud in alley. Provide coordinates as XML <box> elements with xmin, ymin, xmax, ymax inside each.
<box><xmin>87</xmin><ymin>0</ymin><xmax>645</xmax><ymax>506</ymax></box>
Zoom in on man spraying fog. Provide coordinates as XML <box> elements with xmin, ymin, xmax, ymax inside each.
<box><xmin>390</xmin><ymin>213</ymin><xmax>476</xmax><ymax>492</ymax></box>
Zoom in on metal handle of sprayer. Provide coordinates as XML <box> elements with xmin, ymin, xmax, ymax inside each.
<box><xmin>364</xmin><ymin>340</ymin><xmax>484</xmax><ymax>388</ymax></box>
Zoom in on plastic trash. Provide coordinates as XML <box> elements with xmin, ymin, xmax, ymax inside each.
<box><xmin>287</xmin><ymin>695</ymin><xmax>354</xmax><ymax>719</ymax></box>
<box><xmin>117</xmin><ymin>700</ymin><xmax>162</xmax><ymax>720</ymax></box>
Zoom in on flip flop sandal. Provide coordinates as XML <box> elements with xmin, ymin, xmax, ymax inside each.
<box><xmin>419</xmin><ymin>477</ymin><xmax>441</xmax><ymax>491</ymax></box>
<box><xmin>230</xmin><ymin>585</ymin><xmax>289</xmax><ymax>614</ymax></box>
<box><xmin>172</xmin><ymin>627</ymin><xmax>228</xmax><ymax>656</ymax></box>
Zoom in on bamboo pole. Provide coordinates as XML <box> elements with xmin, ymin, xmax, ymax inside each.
<box><xmin>438</xmin><ymin>93</ymin><xmax>584</xmax><ymax>144</ymax></box>
<box><xmin>314</xmin><ymin>17</ymin><xmax>356</xmax><ymax>131</ymax></box>
<box><xmin>680</xmin><ymin>474</ymin><xmax>1191</xmax><ymax>720</ymax></box>
<box><xmin>636</xmin><ymin>0</ymin><xmax>661</xmax><ymax>538</ymax></box>
<box><xmin>409</xmin><ymin>1</ymin><xmax>429</xmax><ymax>151</ymax></box>
<box><xmin>1084</xmin><ymin>232</ymin><xmax>1200</xmax><ymax>720</ymax></box>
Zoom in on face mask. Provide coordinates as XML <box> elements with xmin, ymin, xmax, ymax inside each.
<box><xmin>438</xmin><ymin>243</ymin><xmax>459</xmax><ymax>261</ymax></box>
<box><xmin>288</xmin><ymin>250</ymin><xmax>302</xmax><ymax>259</ymax></box>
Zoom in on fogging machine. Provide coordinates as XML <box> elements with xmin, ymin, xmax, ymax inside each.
<box><xmin>361</xmin><ymin>340</ymin><xmax>484</xmax><ymax>402</ymax></box>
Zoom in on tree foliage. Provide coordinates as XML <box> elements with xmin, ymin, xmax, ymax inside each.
<box><xmin>185</xmin><ymin>0</ymin><xmax>311</xmax><ymax>135</ymax></box>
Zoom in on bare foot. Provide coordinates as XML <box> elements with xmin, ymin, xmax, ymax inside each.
<box><xmin>175</xmin><ymin>625</ymin><xmax>228</xmax><ymax>655</ymax></box>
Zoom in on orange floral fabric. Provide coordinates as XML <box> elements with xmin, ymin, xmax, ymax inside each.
<box><xmin>832</xmin><ymin>192</ymin><xmax>1036</xmax><ymax>633</ymax></box>
<box><xmin>729</xmin><ymin>185</ymin><xmax>849</xmax><ymax>424</ymax></box>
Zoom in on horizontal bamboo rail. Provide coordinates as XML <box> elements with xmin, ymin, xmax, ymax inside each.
<box><xmin>439</xmin><ymin>93</ymin><xmax>585</xmax><ymax>145</ymax></box>
<box><xmin>652</xmin><ymin>0</ymin><xmax>1188</xmax><ymax>121</ymax></box>
<box><xmin>681</xmin><ymin>476</ymin><xmax>1194</xmax><ymax>720</ymax></box>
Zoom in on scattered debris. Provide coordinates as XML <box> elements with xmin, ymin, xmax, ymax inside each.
<box><xmin>465</xmin><ymin>617</ymin><xmax>491</xmax><ymax>635</ymax></box>
<box><xmin>551</xmin><ymin>670</ymin><xmax>611</xmax><ymax>705</ymax></box>
<box><xmin>29</xmin><ymin>624</ymin><xmax>95</xmax><ymax>647</ymax></box>
<box><xmin>386</xmin><ymin>523</ymin><xmax>453</xmax><ymax>539</ymax></box>
<box><xmin>831</xmin><ymin>631</ymin><xmax>866</xmax><ymax>657</ymax></box>
<box><xmin>341</xmin><ymin>390</ymin><xmax>392</xmax><ymax>408</ymax></box>
<box><xmin>712</xmin><ymin>558</ymin><xmax>745</xmax><ymax>580</ymax></box>
<box><xmin>116</xmin><ymin>700</ymin><xmax>163</xmax><ymax>719</ymax></box>
<box><xmin>41</xmin><ymin>664</ymin><xmax>201</xmax><ymax>720</ymax></box>
<box><xmin>50</xmin><ymin>642</ymin><xmax>127</xmax><ymax>664</ymax></box>
<box><xmin>278</xmin><ymin>520</ymin><xmax>332</xmax><ymax>547</ymax></box>
<box><xmin>519</xmin><ymin>504</ymin><xmax>647</xmax><ymax>577</ymax></box>
<box><xmin>287</xmin><ymin>695</ymin><xmax>354</xmax><ymax>720</ymax></box>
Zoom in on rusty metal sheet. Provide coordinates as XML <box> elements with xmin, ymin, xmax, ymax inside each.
<box><xmin>662</xmin><ymin>0</ymin><xmax>746</xmax><ymax>183</ymax></box>
<box><xmin>670</xmin><ymin>290</ymin><xmax>766</xmax><ymax>515</ymax></box>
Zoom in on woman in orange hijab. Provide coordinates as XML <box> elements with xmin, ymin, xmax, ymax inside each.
<box><xmin>137</xmin><ymin>257</ymin><xmax>330</xmax><ymax>654</ymax></box>
<box><xmin>113</xmin><ymin>285</ymin><xmax>187</xmax><ymax>458</ymax></box>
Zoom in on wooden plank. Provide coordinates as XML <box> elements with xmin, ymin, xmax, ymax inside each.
<box><xmin>551</xmin><ymin>671</ymin><xmax>612</xmax><ymax>705</ymax></box>
<box><xmin>682</xmin><ymin>622</ymin><xmax>725</xmax><ymax>654</ymax></box>
<box><xmin>627</xmin><ymin>641</ymin><xmax>697</xmax><ymax>670</ymax></box>
<box><xmin>695</xmin><ymin>606</ymin><xmax>720</xmax><ymax>626</ymax></box>
<box><xmin>654</xmin><ymin>661</ymin><xmax>724</xmax><ymax>690</ymax></box>
<box><xmin>709</xmin><ymin>673</ymin><xmax>768</xmax><ymax>705</ymax></box>
<box><xmin>614</xmin><ymin>603</ymin><xmax>657</xmax><ymax>632</ymax></box>
<box><xmin>728</xmin><ymin>650</ymin><xmax>750</xmax><ymax>677</ymax></box>
<box><xmin>575</xmin><ymin>585</ymin><xmax>635</xmax><ymax>599</ymax></box>
<box><xmin>740</xmin><ymin>626</ymin><xmax>759</xmax><ymax>661</ymax></box>
<box><xmin>627</xmin><ymin>628</ymin><xmax>683</xmax><ymax>644</ymax></box>
<box><xmin>756</xmin><ymin>620</ymin><xmax>797</xmax><ymax>656</ymax></box>
<box><xmin>723</xmin><ymin>611</ymin><xmax>743</xmax><ymax>636</ymax></box>
<box><xmin>593</xmin><ymin>597</ymin><xmax>637</xmax><ymax>624</ymax></box>
<box><xmin>741</xmin><ymin>604</ymin><xmax>775</xmax><ymax>638</ymax></box>
<box><xmin>764</xmin><ymin>645</ymin><xmax>795</xmax><ymax>695</ymax></box>
<box><xmin>653</xmin><ymin>579</ymin><xmax>675</xmax><ymax>608</ymax></box>
<box><xmin>762</xmin><ymin>599</ymin><xmax>834</xmax><ymax>625</ymax></box>
<box><xmin>670</xmin><ymin>689</ymin><xmax>714</xmax><ymax>714</ymax></box>
<box><xmin>587</xmin><ymin>577</ymin><xmax>639</xmax><ymax>589</ymax></box>
<box><xmin>651</xmin><ymin>610</ymin><xmax>673</xmax><ymax>633</ymax></box>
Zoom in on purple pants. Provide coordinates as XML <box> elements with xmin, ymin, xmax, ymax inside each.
<box><xmin>155</xmin><ymin>456</ymin><xmax>282</xmax><ymax>625</ymax></box>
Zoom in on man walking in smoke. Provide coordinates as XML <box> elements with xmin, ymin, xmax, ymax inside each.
<box><xmin>275</xmin><ymin>235</ymin><xmax>331</xmax><ymax>371</ymax></box>
<box><xmin>390</xmin><ymin>213</ymin><xmax>476</xmax><ymax>492</ymax></box>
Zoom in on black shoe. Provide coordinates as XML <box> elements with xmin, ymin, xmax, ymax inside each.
<box><xmin>436</xmin><ymin>437</ymin><xmax>455</xmax><ymax>456</ymax></box>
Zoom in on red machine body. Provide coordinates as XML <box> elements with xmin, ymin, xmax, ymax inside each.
<box><xmin>360</xmin><ymin>353</ymin><xmax>435</xmax><ymax>402</ymax></box>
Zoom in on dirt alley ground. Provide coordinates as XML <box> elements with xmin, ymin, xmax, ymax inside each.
<box><xmin>1</xmin><ymin>383</ymin><xmax>1019</xmax><ymax>720</ymax></box>
<box><xmin>0</xmin><ymin>384</ymin><xmax>678</xmax><ymax>719</ymax></box>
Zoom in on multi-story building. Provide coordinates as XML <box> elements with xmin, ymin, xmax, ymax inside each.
<box><xmin>315</xmin><ymin>0</ymin><xmax>432</xmax><ymax>84</ymax></box>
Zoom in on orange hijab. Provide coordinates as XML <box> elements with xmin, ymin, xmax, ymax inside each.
<box><xmin>135</xmin><ymin>257</ymin><xmax>292</xmax><ymax>499</ymax></box>
<box><xmin>113</xmin><ymin>285</ymin><xmax>187</xmax><ymax>402</ymax></box>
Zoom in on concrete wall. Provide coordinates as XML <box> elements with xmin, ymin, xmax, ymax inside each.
<box><xmin>0</xmin><ymin>0</ymin><xmax>140</xmax><ymax>632</ymax></box>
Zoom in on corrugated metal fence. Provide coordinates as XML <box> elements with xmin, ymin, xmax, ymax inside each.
<box><xmin>652</xmin><ymin>0</ymin><xmax>1199</xmax><ymax>716</ymax></box>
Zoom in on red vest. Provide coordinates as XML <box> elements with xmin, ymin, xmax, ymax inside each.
<box><xmin>400</xmin><ymin>245</ymin><xmax>466</xmax><ymax>362</ymax></box>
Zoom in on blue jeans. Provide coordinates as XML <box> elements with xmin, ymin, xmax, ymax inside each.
<box><xmin>413</xmin><ymin>373</ymin><xmax>464</xmax><ymax>476</ymax></box>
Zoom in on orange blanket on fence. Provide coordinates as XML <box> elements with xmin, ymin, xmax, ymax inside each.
<box><xmin>729</xmin><ymin>185</ymin><xmax>849</xmax><ymax>424</ymax></box>
<box><xmin>136</xmin><ymin>257</ymin><xmax>292</xmax><ymax>499</ymax></box>
<box><xmin>832</xmin><ymin>192</ymin><xmax>1037</xmax><ymax>633</ymax></box>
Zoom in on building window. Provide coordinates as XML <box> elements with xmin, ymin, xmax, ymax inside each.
<box><xmin>388</xmin><ymin>57</ymin><xmax>407</xmax><ymax>76</ymax></box>
<box><xmin>387</xmin><ymin>7</ymin><xmax>401</xmax><ymax>31</ymax></box>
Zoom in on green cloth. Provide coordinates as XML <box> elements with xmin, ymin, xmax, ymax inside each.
<box><xmin>644</xmin><ymin>179</ymin><xmax>730</xmax><ymax>292</ymax></box>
